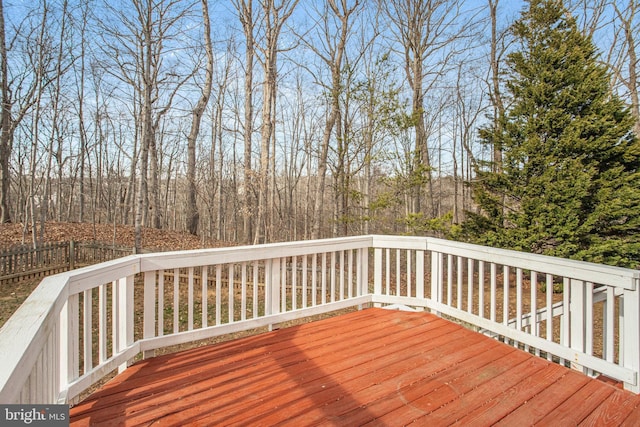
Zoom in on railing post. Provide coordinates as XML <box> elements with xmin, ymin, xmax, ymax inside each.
<box><xmin>266</xmin><ymin>259</ymin><xmax>279</xmax><ymax>330</ymax></box>
<box><xmin>117</xmin><ymin>275</ymin><xmax>134</xmax><ymax>373</ymax></box>
<box><xmin>569</xmin><ymin>279</ymin><xmax>586</xmax><ymax>373</ymax></box>
<box><xmin>58</xmin><ymin>293</ymin><xmax>79</xmax><ymax>403</ymax></box>
<box><xmin>143</xmin><ymin>271</ymin><xmax>156</xmax><ymax>358</ymax></box>
<box><xmin>374</xmin><ymin>248</ymin><xmax>382</xmax><ymax>307</ymax></box>
<box><xmin>431</xmin><ymin>252</ymin><xmax>443</xmax><ymax>314</ymax></box>
<box><xmin>623</xmin><ymin>280</ymin><xmax>640</xmax><ymax>393</ymax></box>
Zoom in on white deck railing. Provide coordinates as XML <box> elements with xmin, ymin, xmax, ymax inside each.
<box><xmin>1</xmin><ymin>235</ymin><xmax>639</xmax><ymax>404</ymax></box>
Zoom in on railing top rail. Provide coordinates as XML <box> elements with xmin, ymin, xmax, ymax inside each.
<box><xmin>0</xmin><ymin>274</ymin><xmax>69</xmax><ymax>403</ymax></box>
<box><xmin>138</xmin><ymin>235</ymin><xmax>374</xmax><ymax>271</ymax></box>
<box><xmin>370</xmin><ymin>235</ymin><xmax>429</xmax><ymax>250</ymax></box>
<box><xmin>425</xmin><ymin>237</ymin><xmax>640</xmax><ymax>290</ymax></box>
<box><xmin>3</xmin><ymin>234</ymin><xmax>640</xmax><ymax>403</ymax></box>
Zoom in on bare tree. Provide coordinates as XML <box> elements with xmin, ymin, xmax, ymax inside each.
<box><xmin>612</xmin><ymin>1</ymin><xmax>639</xmax><ymax>137</ymax></box>
<box><xmin>567</xmin><ymin>0</ymin><xmax>639</xmax><ymax>141</ymax></box>
<box><xmin>487</xmin><ymin>0</ymin><xmax>506</xmax><ymax>172</ymax></box>
<box><xmin>186</xmin><ymin>0</ymin><xmax>214</xmax><ymax>235</ymax></box>
<box><xmin>98</xmin><ymin>0</ymin><xmax>197</xmax><ymax>249</ymax></box>
<box><xmin>303</xmin><ymin>0</ymin><xmax>362</xmax><ymax>239</ymax></box>
<box><xmin>0</xmin><ymin>0</ymin><xmax>53</xmax><ymax>223</ymax></box>
<box><xmin>385</xmin><ymin>0</ymin><xmax>471</xmax><ymax>219</ymax></box>
<box><xmin>252</xmin><ymin>0</ymin><xmax>299</xmax><ymax>244</ymax></box>
<box><xmin>231</xmin><ymin>0</ymin><xmax>257</xmax><ymax>244</ymax></box>
<box><xmin>0</xmin><ymin>0</ymin><xmax>8</xmax><ymax>223</ymax></box>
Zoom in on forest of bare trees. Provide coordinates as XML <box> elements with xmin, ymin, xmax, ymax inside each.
<box><xmin>0</xmin><ymin>0</ymin><xmax>637</xmax><ymax>249</ymax></box>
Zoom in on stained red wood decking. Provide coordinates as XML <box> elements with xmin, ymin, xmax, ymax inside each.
<box><xmin>70</xmin><ymin>308</ymin><xmax>640</xmax><ymax>426</ymax></box>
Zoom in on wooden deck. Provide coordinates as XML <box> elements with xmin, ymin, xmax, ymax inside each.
<box><xmin>70</xmin><ymin>308</ymin><xmax>640</xmax><ymax>426</ymax></box>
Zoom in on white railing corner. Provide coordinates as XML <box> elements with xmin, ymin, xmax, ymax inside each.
<box><xmin>116</xmin><ymin>275</ymin><xmax>134</xmax><ymax>373</ymax></box>
<box><xmin>623</xmin><ymin>279</ymin><xmax>640</xmax><ymax>393</ymax></box>
<box><xmin>4</xmin><ymin>234</ymin><xmax>640</xmax><ymax>405</ymax></box>
<box><xmin>143</xmin><ymin>271</ymin><xmax>156</xmax><ymax>358</ymax></box>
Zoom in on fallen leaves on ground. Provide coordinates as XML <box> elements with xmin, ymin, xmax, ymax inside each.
<box><xmin>0</xmin><ymin>221</ymin><xmax>230</xmax><ymax>251</ymax></box>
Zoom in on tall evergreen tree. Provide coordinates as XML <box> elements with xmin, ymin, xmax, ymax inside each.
<box><xmin>467</xmin><ymin>0</ymin><xmax>640</xmax><ymax>267</ymax></box>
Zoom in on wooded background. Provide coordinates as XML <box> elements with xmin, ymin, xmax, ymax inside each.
<box><xmin>0</xmin><ymin>0</ymin><xmax>637</xmax><ymax>249</ymax></box>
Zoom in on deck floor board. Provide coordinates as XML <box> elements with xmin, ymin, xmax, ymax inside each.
<box><xmin>69</xmin><ymin>308</ymin><xmax>640</xmax><ymax>426</ymax></box>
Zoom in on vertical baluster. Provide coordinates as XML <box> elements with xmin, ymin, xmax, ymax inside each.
<box><xmin>467</xmin><ymin>259</ymin><xmax>474</xmax><ymax>314</ymax></box>
<box><xmin>516</xmin><ymin>268</ymin><xmax>523</xmax><ymax>331</ymax></box>
<box><xmin>312</xmin><ymin>253</ymin><xmax>317</xmax><ymax>306</ymax></box>
<box><xmin>321</xmin><ymin>253</ymin><xmax>327</xmax><ymax>305</ymax></box>
<box><xmin>603</xmin><ymin>286</ymin><xmax>614</xmax><ymax>362</ymax></box>
<box><xmin>292</xmin><ymin>257</ymin><xmax>297</xmax><ymax>309</ymax></box>
<box><xmin>229</xmin><ymin>264</ymin><xmax>235</xmax><ymax>322</ymax></box>
<box><xmin>531</xmin><ymin>271</ymin><xmax>539</xmax><ymax>356</ymax></box>
<box><xmin>330</xmin><ymin>251</ymin><xmax>336</xmax><ymax>303</ymax></box>
<box><xmin>530</xmin><ymin>272</ymin><xmax>538</xmax><ymax>334</ymax></box>
<box><xmin>478</xmin><ymin>261</ymin><xmax>485</xmax><ymax>318</ymax></box>
<box><xmin>33</xmin><ymin>344</ymin><xmax>41</xmax><ymax>402</ymax></box>
<box><xmin>416</xmin><ymin>250</ymin><xmax>425</xmax><ymax>303</ymax></box>
<box><xmin>515</xmin><ymin>268</ymin><xmax>523</xmax><ymax>349</ymax></box>
<box><xmin>48</xmin><ymin>328</ymin><xmax>56</xmax><ymax>401</ymax></box>
<box><xmin>503</xmin><ymin>266</ymin><xmax>510</xmax><ymax>326</ymax></box>
<box><xmin>561</xmin><ymin>277</ymin><xmax>571</xmax><ymax>365</ymax></box>
<box><xmin>395</xmin><ymin>249</ymin><xmax>401</xmax><ymax>296</ymax></box>
<box><xmin>173</xmin><ymin>269</ymin><xmax>180</xmax><ymax>333</ymax></box>
<box><xmin>253</xmin><ymin>261</ymin><xmax>259</xmax><ymax>318</ymax></box>
<box><xmin>215</xmin><ymin>265</ymin><xmax>222</xmax><ymax>325</ymax></box>
<box><xmin>201</xmin><ymin>266</ymin><xmax>208</xmax><ymax>327</ymax></box>
<box><xmin>447</xmin><ymin>254</ymin><xmax>453</xmax><ymax>306</ymax></box>
<box><xmin>38</xmin><ymin>328</ymin><xmax>47</xmax><ymax>401</ymax></box>
<box><xmin>264</xmin><ymin>259</ymin><xmax>271</xmax><ymax>316</ymax></box>
<box><xmin>545</xmin><ymin>274</ymin><xmax>553</xmax><ymax>360</ymax></box>
<box><xmin>99</xmin><ymin>284</ymin><xmax>107</xmax><ymax>363</ymax></box>
<box><xmin>348</xmin><ymin>250</ymin><xmax>353</xmax><ymax>299</ymax></box>
<box><xmin>339</xmin><ymin>250</ymin><xmax>344</xmax><ymax>301</ymax></box>
<box><xmin>619</xmin><ymin>294</ymin><xmax>625</xmax><ymax>367</ymax></box>
<box><xmin>490</xmin><ymin>263</ymin><xmax>497</xmax><ymax>322</ymax></box>
<box><xmin>273</xmin><ymin>258</ymin><xmax>282</xmax><ymax>316</ymax></box>
<box><xmin>60</xmin><ymin>293</ymin><xmax>79</xmax><ymax>389</ymax></box>
<box><xmin>240</xmin><ymin>262</ymin><xmax>247</xmax><ymax>320</ymax></box>
<box><xmin>456</xmin><ymin>257</ymin><xmax>463</xmax><ymax>309</ymax></box>
<box><xmin>385</xmin><ymin>248</ymin><xmax>390</xmax><ymax>295</ymax></box>
<box><xmin>83</xmin><ymin>289</ymin><xmax>92</xmax><ymax>373</ymax></box>
<box><xmin>111</xmin><ymin>280</ymin><xmax>118</xmax><ymax>357</ymax></box>
<box><xmin>302</xmin><ymin>256</ymin><xmax>308</xmax><ymax>308</ymax></box>
<box><xmin>187</xmin><ymin>268</ymin><xmax>194</xmax><ymax>331</ymax></box>
<box><xmin>360</xmin><ymin>247</ymin><xmax>368</xmax><ymax>297</ymax></box>
<box><xmin>280</xmin><ymin>257</ymin><xmax>286</xmax><ymax>313</ymax></box>
<box><xmin>407</xmin><ymin>250</ymin><xmax>412</xmax><ymax>298</ymax></box>
<box><xmin>158</xmin><ymin>271</ymin><xmax>165</xmax><ymax>336</ymax></box>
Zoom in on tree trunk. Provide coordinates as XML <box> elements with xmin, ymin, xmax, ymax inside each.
<box><xmin>0</xmin><ymin>0</ymin><xmax>10</xmax><ymax>223</ymax></box>
<box><xmin>186</xmin><ymin>0</ymin><xmax>214</xmax><ymax>235</ymax></box>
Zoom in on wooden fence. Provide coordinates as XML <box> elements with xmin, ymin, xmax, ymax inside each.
<box><xmin>0</xmin><ymin>241</ymin><xmax>134</xmax><ymax>283</ymax></box>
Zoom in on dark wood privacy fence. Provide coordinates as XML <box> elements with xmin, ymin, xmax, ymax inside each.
<box><xmin>0</xmin><ymin>241</ymin><xmax>134</xmax><ymax>283</ymax></box>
